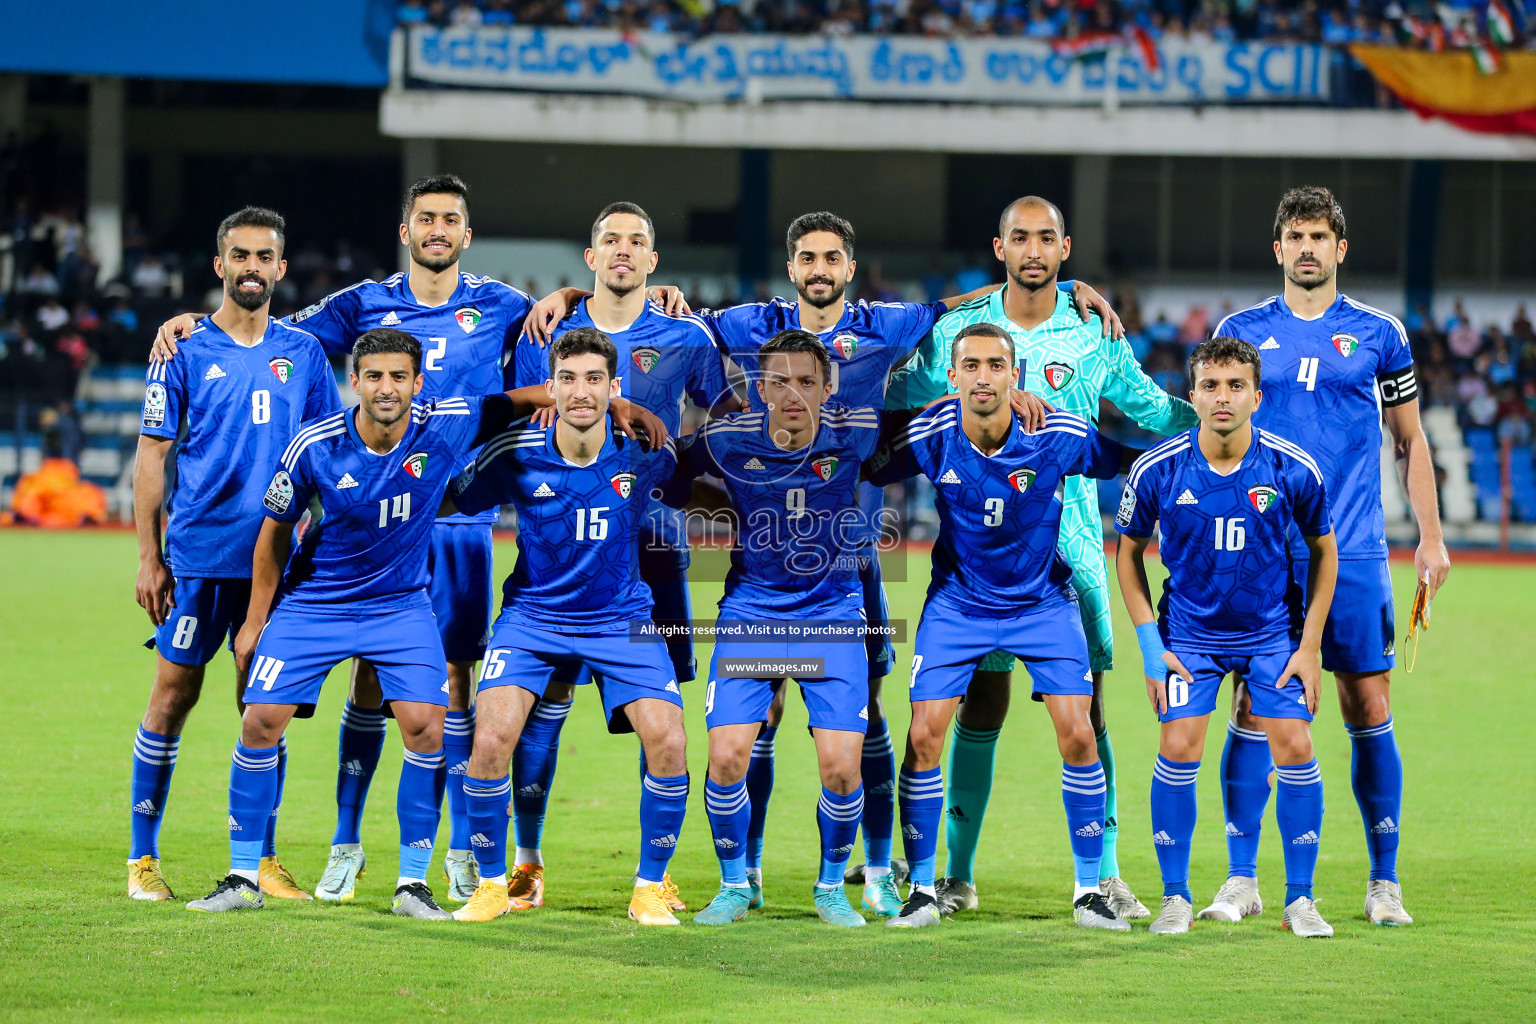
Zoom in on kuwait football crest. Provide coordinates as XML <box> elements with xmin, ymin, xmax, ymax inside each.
<box><xmin>1247</xmin><ymin>485</ymin><xmax>1279</xmax><ymax>513</ymax></box>
<box><xmin>269</xmin><ymin>357</ymin><xmax>294</xmax><ymax>384</ymax></box>
<box><xmin>1043</xmin><ymin>362</ymin><xmax>1074</xmax><ymax>390</ymax></box>
<box><xmin>454</xmin><ymin>306</ymin><xmax>483</xmax><ymax>333</ymax></box>
<box><xmin>811</xmin><ymin>456</ymin><xmax>838</xmax><ymax>482</ymax></box>
<box><xmin>1331</xmin><ymin>333</ymin><xmax>1359</xmax><ymax>357</ymax></box>
<box><xmin>611</xmin><ymin>471</ymin><xmax>638</xmax><ymax>498</ymax></box>
<box><xmin>403</xmin><ymin>452</ymin><xmax>429</xmax><ymax>478</ymax></box>
<box><xmin>1007</xmin><ymin>467</ymin><xmax>1036</xmax><ymax>493</ymax></box>
<box><xmin>831</xmin><ymin>333</ymin><xmax>858</xmax><ymax>360</ymax></box>
<box><xmin>632</xmin><ymin>346</ymin><xmax>661</xmax><ymax>374</ymax></box>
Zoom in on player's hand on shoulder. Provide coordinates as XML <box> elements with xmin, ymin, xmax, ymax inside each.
<box><xmin>1009</xmin><ymin>387</ymin><xmax>1054</xmax><ymax>433</ymax></box>
<box><xmin>1070</xmin><ymin>281</ymin><xmax>1124</xmax><ymax>341</ymax></box>
<box><xmin>648</xmin><ymin>285</ymin><xmax>691</xmax><ymax>316</ymax></box>
<box><xmin>152</xmin><ymin>313</ymin><xmax>201</xmax><ymax>362</ymax></box>
<box><xmin>521</xmin><ymin>288</ymin><xmax>578</xmax><ymax>346</ymax></box>
<box><xmin>135</xmin><ymin>555</ymin><xmax>174</xmax><ymax>626</ymax></box>
<box><xmin>530</xmin><ymin>405</ymin><xmax>557</xmax><ymax>431</ymax></box>
<box><xmin>610</xmin><ymin>398</ymin><xmax>668</xmax><ymax>451</ymax></box>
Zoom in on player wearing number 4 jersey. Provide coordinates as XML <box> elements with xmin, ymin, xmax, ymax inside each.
<box><xmin>442</xmin><ymin>328</ymin><xmax>690</xmax><ymax>927</ymax></box>
<box><xmin>868</xmin><ymin>324</ymin><xmax>1141</xmax><ymax>931</ymax></box>
<box><xmin>1116</xmin><ymin>336</ymin><xmax>1339</xmax><ymax>938</ymax></box>
<box><xmin>129</xmin><ymin>208</ymin><xmax>338</xmax><ymax>904</ymax></box>
<box><xmin>1208</xmin><ymin>187</ymin><xmax>1448</xmax><ymax>928</ymax></box>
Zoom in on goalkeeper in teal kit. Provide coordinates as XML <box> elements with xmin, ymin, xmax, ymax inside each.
<box><xmin>893</xmin><ymin>196</ymin><xmax>1197</xmax><ymax>918</ymax></box>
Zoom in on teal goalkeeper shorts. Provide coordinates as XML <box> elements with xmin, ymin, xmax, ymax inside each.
<box><xmin>979</xmin><ymin>577</ymin><xmax>1113</xmax><ymax>676</ymax></box>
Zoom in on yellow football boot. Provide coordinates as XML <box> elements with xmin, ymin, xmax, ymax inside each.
<box><xmin>628</xmin><ymin>882</ymin><xmax>681</xmax><ymax>926</ymax></box>
<box><xmin>661</xmin><ymin>873</ymin><xmax>687</xmax><ymax>912</ymax></box>
<box><xmin>128</xmin><ymin>855</ymin><xmax>174</xmax><ymax>901</ymax></box>
<box><xmin>259</xmin><ymin>855</ymin><xmax>314</xmax><ymax>899</ymax></box>
<box><xmin>452</xmin><ymin>880</ymin><xmax>511</xmax><ymax>922</ymax></box>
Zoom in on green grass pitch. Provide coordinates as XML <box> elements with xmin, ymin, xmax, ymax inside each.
<box><xmin>1</xmin><ymin>530</ymin><xmax>1532</xmax><ymax>1023</ymax></box>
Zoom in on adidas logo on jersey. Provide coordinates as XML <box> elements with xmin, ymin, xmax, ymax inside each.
<box><xmin>858</xmin><ymin>705</ymin><xmax>869</xmax><ymax>720</ymax></box>
<box><xmin>533</xmin><ymin>482</ymin><xmax>556</xmax><ymax>498</ymax></box>
<box><xmin>515</xmin><ymin>784</ymin><xmax>545</xmax><ymax>798</ymax></box>
<box><xmin>1290</xmin><ymin>830</ymin><xmax>1320</xmax><ymax>845</ymax></box>
<box><xmin>665</xmin><ymin>680</ymin><xmax>680</xmax><ymax>694</ymax></box>
<box><xmin>1177</xmin><ymin>489</ymin><xmax>1198</xmax><ymax>505</ymax></box>
<box><xmin>228</xmin><ymin>815</ymin><xmax>242</xmax><ymax>832</ymax></box>
<box><xmin>336</xmin><ymin>473</ymin><xmax>359</xmax><ymax>489</ymax></box>
<box><xmin>381</xmin><ymin>311</ymin><xmax>401</xmax><ymax>326</ymax></box>
<box><xmin>204</xmin><ymin>364</ymin><xmax>226</xmax><ymax>380</ymax></box>
<box><xmin>939</xmin><ymin>469</ymin><xmax>963</xmax><ymax>485</ymax></box>
<box><xmin>1152</xmin><ymin>830</ymin><xmax>1175</xmax><ymax>846</ymax></box>
<box><xmin>448</xmin><ymin>760</ymin><xmax>468</xmax><ymax>776</ymax></box>
<box><xmin>1260</xmin><ymin>337</ymin><xmax>1280</xmax><ymax>350</ymax></box>
<box><xmin>407</xmin><ymin>838</ymin><xmax>433</xmax><ymax>849</ymax></box>
<box><xmin>469</xmin><ymin>833</ymin><xmax>494</xmax><ymax>848</ymax></box>
<box><xmin>650</xmin><ymin>833</ymin><xmax>678</xmax><ymax>849</ymax></box>
<box><xmin>714</xmin><ymin>837</ymin><xmax>740</xmax><ymax>851</ymax></box>
<box><xmin>133</xmin><ymin>799</ymin><xmax>159</xmax><ymax>816</ymax></box>
<box><xmin>1371</xmin><ymin>817</ymin><xmax>1399</xmax><ymax>834</ymax></box>
<box><xmin>902</xmin><ymin>823</ymin><xmax>924</xmax><ymax>841</ymax></box>
<box><xmin>743</xmin><ymin>457</ymin><xmax>766</xmax><ymax>471</ymax></box>
<box><xmin>1225</xmin><ymin>822</ymin><xmax>1244</xmax><ymax>837</ymax></box>
<box><xmin>1075</xmin><ymin>821</ymin><xmax>1104</xmax><ymax>838</ymax></box>
<box><xmin>341</xmin><ymin>759</ymin><xmax>365</xmax><ymax>776</ymax></box>
<box><xmin>1383</xmin><ymin>642</ymin><xmax>1396</xmax><ymax>657</ymax></box>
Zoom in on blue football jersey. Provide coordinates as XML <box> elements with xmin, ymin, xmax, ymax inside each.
<box><xmin>289</xmin><ymin>271</ymin><xmax>534</xmax><ymax>526</ymax></box>
<box><xmin>672</xmin><ymin>403</ymin><xmax>882</xmax><ymax>619</ymax></box>
<box><xmin>450</xmin><ymin>420</ymin><xmax>679</xmax><ymax>631</ymax></box>
<box><xmin>697</xmin><ymin>297</ymin><xmax>943</xmax><ymax>410</ymax></box>
<box><xmin>1115</xmin><ymin>427</ymin><xmax>1333</xmax><ymax>654</ymax></box>
<box><xmin>509</xmin><ymin>299</ymin><xmax>729</xmax><ymax>550</ymax></box>
<box><xmin>1213</xmin><ymin>293</ymin><xmax>1414</xmax><ymax>561</ymax></box>
<box><xmin>868</xmin><ymin>404</ymin><xmax>1124</xmax><ymax>616</ymax></box>
<box><xmin>263</xmin><ymin>395</ymin><xmax>506</xmax><ymax>607</ymax></box>
<box><xmin>142</xmin><ymin>316</ymin><xmax>339</xmax><ymax>578</ymax></box>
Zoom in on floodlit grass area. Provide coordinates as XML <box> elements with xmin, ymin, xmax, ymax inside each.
<box><xmin>1</xmin><ymin>530</ymin><xmax>1532</xmax><ymax>1022</ymax></box>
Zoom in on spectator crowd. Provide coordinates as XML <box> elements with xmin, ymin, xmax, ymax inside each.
<box><xmin>395</xmin><ymin>0</ymin><xmax>1532</xmax><ymax>48</ymax></box>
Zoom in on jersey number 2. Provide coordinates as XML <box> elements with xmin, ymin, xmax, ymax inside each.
<box><xmin>425</xmin><ymin>337</ymin><xmax>448</xmax><ymax>372</ymax></box>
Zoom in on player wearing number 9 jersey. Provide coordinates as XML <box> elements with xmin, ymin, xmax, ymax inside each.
<box><xmin>1115</xmin><ymin>335</ymin><xmax>1338</xmax><ymax>938</ymax></box>
<box><xmin>129</xmin><ymin>208</ymin><xmax>339</xmax><ymax>905</ymax></box>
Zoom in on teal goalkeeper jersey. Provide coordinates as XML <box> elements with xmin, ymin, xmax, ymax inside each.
<box><xmin>892</xmin><ymin>286</ymin><xmax>1197</xmax><ymax>603</ymax></box>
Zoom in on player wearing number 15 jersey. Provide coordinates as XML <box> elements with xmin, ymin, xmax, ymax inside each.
<box><xmin>128</xmin><ymin>208</ymin><xmax>338</xmax><ymax>904</ymax></box>
<box><xmin>1115</xmin><ymin>336</ymin><xmax>1338</xmax><ymax>938</ymax></box>
<box><xmin>1208</xmin><ymin>187</ymin><xmax>1447</xmax><ymax>927</ymax></box>
<box><xmin>443</xmin><ymin>328</ymin><xmax>691</xmax><ymax>928</ymax></box>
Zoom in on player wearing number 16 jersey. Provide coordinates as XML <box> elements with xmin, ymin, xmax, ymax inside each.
<box><xmin>1208</xmin><ymin>188</ymin><xmax>1447</xmax><ymax>927</ymax></box>
<box><xmin>1116</xmin><ymin>336</ymin><xmax>1339</xmax><ymax>938</ymax></box>
<box><xmin>129</xmin><ymin>208</ymin><xmax>338</xmax><ymax>904</ymax></box>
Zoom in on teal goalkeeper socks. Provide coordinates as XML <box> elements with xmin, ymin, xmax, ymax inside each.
<box><xmin>943</xmin><ymin>723</ymin><xmax>999</xmax><ymax>884</ymax></box>
<box><xmin>1096</xmin><ymin>727</ymin><xmax>1121</xmax><ymax>880</ymax></box>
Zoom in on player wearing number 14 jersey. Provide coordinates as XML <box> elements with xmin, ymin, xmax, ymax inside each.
<box><xmin>129</xmin><ymin>208</ymin><xmax>338</xmax><ymax>904</ymax></box>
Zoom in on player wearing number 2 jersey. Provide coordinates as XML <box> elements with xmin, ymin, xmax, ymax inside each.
<box><xmin>1204</xmin><ymin>187</ymin><xmax>1448</xmax><ymax>929</ymax></box>
<box><xmin>128</xmin><ymin>208</ymin><xmax>338</xmax><ymax>905</ymax></box>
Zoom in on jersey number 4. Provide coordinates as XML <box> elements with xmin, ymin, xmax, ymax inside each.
<box><xmin>1297</xmin><ymin>357</ymin><xmax>1320</xmax><ymax>392</ymax></box>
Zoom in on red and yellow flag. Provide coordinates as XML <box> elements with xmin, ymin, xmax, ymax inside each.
<box><xmin>1351</xmin><ymin>44</ymin><xmax>1536</xmax><ymax>136</ymax></box>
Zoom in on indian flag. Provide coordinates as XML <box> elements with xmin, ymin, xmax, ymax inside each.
<box><xmin>1488</xmin><ymin>0</ymin><xmax>1519</xmax><ymax>46</ymax></box>
<box><xmin>1471</xmin><ymin>39</ymin><xmax>1502</xmax><ymax>75</ymax></box>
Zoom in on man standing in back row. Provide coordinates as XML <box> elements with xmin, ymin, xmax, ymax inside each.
<box><xmin>896</xmin><ymin>196</ymin><xmax>1196</xmax><ymax>920</ymax></box>
<box><xmin>1204</xmin><ymin>186</ymin><xmax>1448</xmax><ymax>927</ymax></box>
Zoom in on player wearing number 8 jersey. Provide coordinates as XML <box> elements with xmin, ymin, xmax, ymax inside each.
<box><xmin>1207</xmin><ymin>187</ymin><xmax>1448</xmax><ymax>927</ymax></box>
<box><xmin>128</xmin><ymin>208</ymin><xmax>338</xmax><ymax>904</ymax></box>
<box><xmin>1116</xmin><ymin>336</ymin><xmax>1338</xmax><ymax>938</ymax></box>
